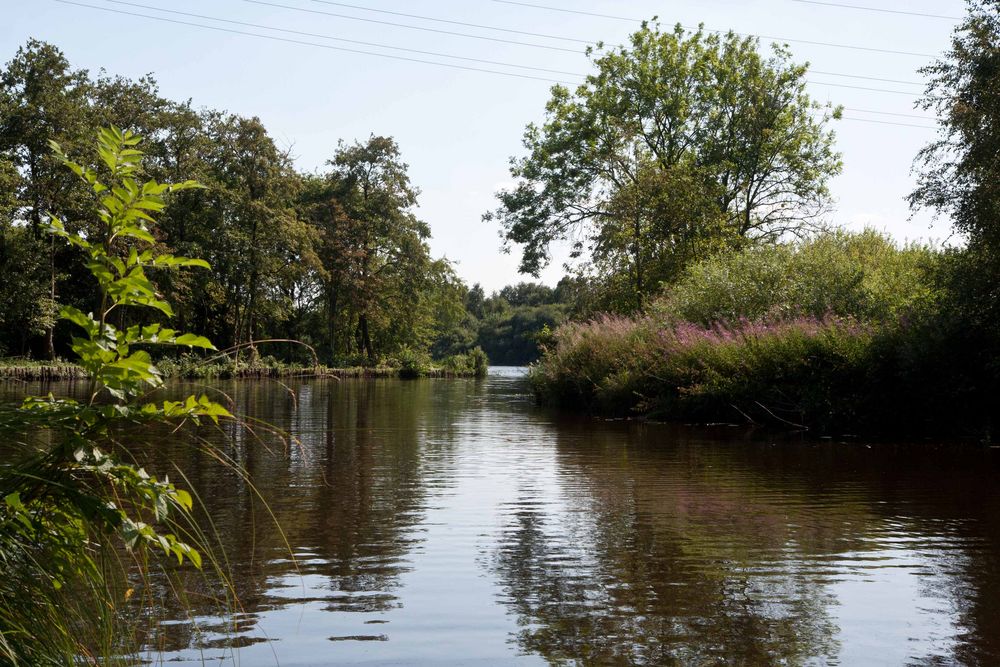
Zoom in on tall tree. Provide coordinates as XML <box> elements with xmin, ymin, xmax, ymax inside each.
<box><xmin>327</xmin><ymin>136</ymin><xmax>431</xmax><ymax>361</ymax></box>
<box><xmin>486</xmin><ymin>22</ymin><xmax>842</xmax><ymax>311</ymax></box>
<box><xmin>910</xmin><ymin>0</ymin><xmax>1000</xmax><ymax>253</ymax></box>
<box><xmin>0</xmin><ymin>40</ymin><xmax>92</xmax><ymax>356</ymax></box>
<box><xmin>199</xmin><ymin>113</ymin><xmax>301</xmax><ymax>352</ymax></box>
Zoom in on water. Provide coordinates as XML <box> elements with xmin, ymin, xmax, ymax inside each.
<box><xmin>5</xmin><ymin>368</ymin><xmax>1000</xmax><ymax>665</ymax></box>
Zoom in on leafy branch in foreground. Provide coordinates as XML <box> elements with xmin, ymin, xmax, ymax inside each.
<box><xmin>0</xmin><ymin>127</ymin><xmax>234</xmax><ymax>664</ymax></box>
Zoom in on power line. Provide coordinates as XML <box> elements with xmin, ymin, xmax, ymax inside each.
<box><xmin>840</xmin><ymin>116</ymin><xmax>937</xmax><ymax>130</ymax></box>
<box><xmin>488</xmin><ymin>0</ymin><xmax>938</xmax><ymax>58</ymax></box>
<box><xmin>843</xmin><ymin>107</ymin><xmax>934</xmax><ymax>120</ymax></box>
<box><xmin>54</xmin><ymin>0</ymin><xmax>574</xmax><ymax>84</ymax></box>
<box><xmin>811</xmin><ymin>70</ymin><xmax>919</xmax><ymax>86</ymax></box>
<box><xmin>243</xmin><ymin>0</ymin><xmax>582</xmax><ymax>54</ymax></box>
<box><xmin>309</xmin><ymin>0</ymin><xmax>593</xmax><ymax>44</ymax></box>
<box><xmin>251</xmin><ymin>0</ymin><xmax>926</xmax><ymax>92</ymax></box>
<box><xmin>104</xmin><ymin>0</ymin><xmax>587</xmax><ymax>78</ymax></box>
<box><xmin>491</xmin><ymin>0</ymin><xmax>635</xmax><ymax>22</ymax></box>
<box><xmin>302</xmin><ymin>0</ymin><xmax>921</xmax><ymax>86</ymax></box>
<box><xmin>791</xmin><ymin>0</ymin><xmax>961</xmax><ymax>21</ymax></box>
<box><xmin>54</xmin><ymin>1</ymin><xmax>933</xmax><ymax>120</ymax></box>
<box><xmin>808</xmin><ymin>79</ymin><xmax>917</xmax><ymax>97</ymax></box>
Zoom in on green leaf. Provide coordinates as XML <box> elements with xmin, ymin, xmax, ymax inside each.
<box><xmin>59</xmin><ymin>306</ymin><xmax>99</xmax><ymax>335</ymax></box>
<box><xmin>174</xmin><ymin>333</ymin><xmax>215</xmax><ymax>350</ymax></box>
<box><xmin>173</xmin><ymin>489</ymin><xmax>193</xmax><ymax>511</ymax></box>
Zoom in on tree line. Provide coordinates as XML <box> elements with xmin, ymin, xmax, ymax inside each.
<box><xmin>0</xmin><ymin>39</ymin><xmax>566</xmax><ymax>366</ymax></box>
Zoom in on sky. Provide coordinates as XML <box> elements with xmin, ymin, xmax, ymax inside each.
<box><xmin>2</xmin><ymin>0</ymin><xmax>965</xmax><ymax>291</ymax></box>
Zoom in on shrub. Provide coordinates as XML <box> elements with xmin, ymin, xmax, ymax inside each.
<box><xmin>395</xmin><ymin>345</ymin><xmax>431</xmax><ymax>379</ymax></box>
<box><xmin>0</xmin><ymin>128</ymin><xmax>235</xmax><ymax>663</ymax></box>
<box><xmin>440</xmin><ymin>346</ymin><xmax>489</xmax><ymax>377</ymax></box>
<box><xmin>654</xmin><ymin>230</ymin><xmax>941</xmax><ymax>325</ymax></box>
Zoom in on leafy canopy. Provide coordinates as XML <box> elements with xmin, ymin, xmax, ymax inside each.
<box><xmin>487</xmin><ymin>21</ymin><xmax>842</xmax><ymax>309</ymax></box>
<box><xmin>910</xmin><ymin>0</ymin><xmax>1000</xmax><ymax>253</ymax></box>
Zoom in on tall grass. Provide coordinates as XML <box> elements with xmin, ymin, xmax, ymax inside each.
<box><xmin>529</xmin><ymin>230</ymin><xmax>1000</xmax><ymax>436</ymax></box>
<box><xmin>532</xmin><ymin>315</ymin><xmax>872</xmax><ymax>426</ymax></box>
<box><xmin>532</xmin><ymin>309</ymin><xmax>998</xmax><ymax>437</ymax></box>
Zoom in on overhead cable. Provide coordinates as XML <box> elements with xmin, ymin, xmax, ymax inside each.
<box><xmin>488</xmin><ymin>0</ymin><xmax>938</xmax><ymax>57</ymax></box>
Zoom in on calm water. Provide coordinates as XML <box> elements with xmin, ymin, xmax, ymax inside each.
<box><xmin>6</xmin><ymin>368</ymin><xmax>1000</xmax><ymax>665</ymax></box>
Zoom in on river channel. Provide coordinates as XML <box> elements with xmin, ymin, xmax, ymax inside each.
<box><xmin>6</xmin><ymin>368</ymin><xmax>1000</xmax><ymax>665</ymax></box>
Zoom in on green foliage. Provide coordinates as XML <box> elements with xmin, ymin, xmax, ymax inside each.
<box><xmin>440</xmin><ymin>346</ymin><xmax>489</xmax><ymax>377</ymax></box>
<box><xmin>478</xmin><ymin>302</ymin><xmax>569</xmax><ymax>365</ymax></box>
<box><xmin>463</xmin><ymin>281</ymin><xmax>574</xmax><ymax>365</ymax></box>
<box><xmin>0</xmin><ymin>127</ymin><xmax>231</xmax><ymax>663</ymax></box>
<box><xmin>909</xmin><ymin>1</ymin><xmax>1000</xmax><ymax>333</ymax></box>
<box><xmin>654</xmin><ymin>230</ymin><xmax>941</xmax><ymax>325</ymax></box>
<box><xmin>0</xmin><ymin>41</ymin><xmax>473</xmax><ymax>366</ymax></box>
<box><xmin>910</xmin><ymin>1</ymin><xmax>1000</xmax><ymax>254</ymax></box>
<box><xmin>394</xmin><ymin>345</ymin><xmax>432</xmax><ymax>379</ymax></box>
<box><xmin>486</xmin><ymin>21</ymin><xmax>841</xmax><ymax>310</ymax></box>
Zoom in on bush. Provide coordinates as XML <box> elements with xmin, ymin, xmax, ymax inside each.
<box><xmin>394</xmin><ymin>345</ymin><xmax>431</xmax><ymax>379</ymax></box>
<box><xmin>654</xmin><ymin>230</ymin><xmax>940</xmax><ymax>325</ymax></box>
<box><xmin>440</xmin><ymin>346</ymin><xmax>489</xmax><ymax>377</ymax></box>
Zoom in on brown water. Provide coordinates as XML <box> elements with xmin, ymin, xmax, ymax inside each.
<box><xmin>6</xmin><ymin>369</ymin><xmax>1000</xmax><ymax>665</ymax></box>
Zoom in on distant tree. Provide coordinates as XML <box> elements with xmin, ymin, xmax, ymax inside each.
<box><xmin>325</xmin><ymin>136</ymin><xmax>438</xmax><ymax>361</ymax></box>
<box><xmin>486</xmin><ymin>22</ymin><xmax>841</xmax><ymax>311</ymax></box>
<box><xmin>499</xmin><ymin>282</ymin><xmax>556</xmax><ymax>307</ymax></box>
<box><xmin>197</xmin><ymin>113</ymin><xmax>302</xmax><ymax>352</ymax></box>
<box><xmin>0</xmin><ymin>39</ymin><xmax>477</xmax><ymax>365</ymax></box>
<box><xmin>476</xmin><ymin>302</ymin><xmax>568</xmax><ymax>365</ymax></box>
<box><xmin>465</xmin><ymin>283</ymin><xmax>486</xmax><ymax>319</ymax></box>
<box><xmin>0</xmin><ymin>157</ymin><xmax>52</xmax><ymax>355</ymax></box>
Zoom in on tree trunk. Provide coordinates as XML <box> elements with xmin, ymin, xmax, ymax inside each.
<box><xmin>359</xmin><ymin>313</ymin><xmax>374</xmax><ymax>362</ymax></box>
<box><xmin>327</xmin><ymin>283</ymin><xmax>338</xmax><ymax>357</ymax></box>
<box><xmin>45</xmin><ymin>235</ymin><xmax>55</xmax><ymax>360</ymax></box>
<box><xmin>633</xmin><ymin>211</ymin><xmax>644</xmax><ymax>312</ymax></box>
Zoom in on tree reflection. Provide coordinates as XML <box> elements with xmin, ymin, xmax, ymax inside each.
<box><xmin>130</xmin><ymin>378</ymin><xmax>473</xmax><ymax>654</ymax></box>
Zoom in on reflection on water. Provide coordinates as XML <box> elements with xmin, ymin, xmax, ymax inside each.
<box><xmin>4</xmin><ymin>368</ymin><xmax>1000</xmax><ymax>665</ymax></box>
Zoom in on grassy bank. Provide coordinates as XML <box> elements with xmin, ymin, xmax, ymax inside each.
<box><xmin>0</xmin><ymin>350</ymin><xmax>489</xmax><ymax>382</ymax></box>
<box><xmin>530</xmin><ymin>314</ymin><xmax>998</xmax><ymax>438</ymax></box>
<box><xmin>530</xmin><ymin>232</ymin><xmax>1000</xmax><ymax>439</ymax></box>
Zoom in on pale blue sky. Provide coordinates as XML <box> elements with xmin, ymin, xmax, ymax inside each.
<box><xmin>3</xmin><ymin>0</ymin><xmax>962</xmax><ymax>291</ymax></box>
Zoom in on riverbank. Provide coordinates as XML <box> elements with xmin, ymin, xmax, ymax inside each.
<box><xmin>0</xmin><ymin>354</ymin><xmax>489</xmax><ymax>381</ymax></box>
<box><xmin>530</xmin><ymin>314</ymin><xmax>998</xmax><ymax>439</ymax></box>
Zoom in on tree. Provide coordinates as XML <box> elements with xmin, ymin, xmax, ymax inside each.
<box><xmin>486</xmin><ymin>22</ymin><xmax>841</xmax><ymax>310</ymax></box>
<box><xmin>0</xmin><ymin>157</ymin><xmax>53</xmax><ymax>355</ymax></box>
<box><xmin>194</xmin><ymin>113</ymin><xmax>303</xmax><ymax>352</ymax></box>
<box><xmin>326</xmin><ymin>135</ymin><xmax>432</xmax><ymax>361</ymax></box>
<box><xmin>910</xmin><ymin>1</ymin><xmax>1000</xmax><ymax>254</ymax></box>
<box><xmin>0</xmin><ymin>40</ymin><xmax>479</xmax><ymax>366</ymax></box>
<box><xmin>0</xmin><ymin>40</ymin><xmax>92</xmax><ymax>357</ymax></box>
